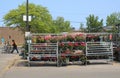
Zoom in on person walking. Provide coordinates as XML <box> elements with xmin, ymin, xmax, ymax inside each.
<box><xmin>11</xmin><ymin>40</ymin><xmax>19</xmax><ymax>53</ymax></box>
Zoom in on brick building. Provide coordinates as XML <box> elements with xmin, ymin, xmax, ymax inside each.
<box><xmin>0</xmin><ymin>27</ymin><xmax>25</xmax><ymax>45</ymax></box>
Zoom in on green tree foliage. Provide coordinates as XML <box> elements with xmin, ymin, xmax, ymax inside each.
<box><xmin>86</xmin><ymin>14</ymin><xmax>103</xmax><ymax>32</ymax></box>
<box><xmin>79</xmin><ymin>23</ymin><xmax>84</xmax><ymax>32</ymax></box>
<box><xmin>106</xmin><ymin>12</ymin><xmax>120</xmax><ymax>26</ymax></box>
<box><xmin>106</xmin><ymin>12</ymin><xmax>120</xmax><ymax>33</ymax></box>
<box><xmin>53</xmin><ymin>17</ymin><xmax>71</xmax><ymax>32</ymax></box>
<box><xmin>3</xmin><ymin>3</ymin><xmax>53</xmax><ymax>33</ymax></box>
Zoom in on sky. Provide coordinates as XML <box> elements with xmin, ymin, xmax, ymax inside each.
<box><xmin>0</xmin><ymin>0</ymin><xmax>120</xmax><ymax>30</ymax></box>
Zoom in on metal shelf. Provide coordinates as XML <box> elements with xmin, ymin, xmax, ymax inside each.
<box><xmin>27</xmin><ymin>43</ymin><xmax>59</xmax><ymax>66</ymax></box>
<box><xmin>86</xmin><ymin>42</ymin><xmax>113</xmax><ymax>64</ymax></box>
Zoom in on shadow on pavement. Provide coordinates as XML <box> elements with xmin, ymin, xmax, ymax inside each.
<box><xmin>14</xmin><ymin>59</ymin><xmax>118</xmax><ymax>67</ymax></box>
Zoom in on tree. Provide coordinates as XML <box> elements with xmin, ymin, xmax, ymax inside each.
<box><xmin>53</xmin><ymin>17</ymin><xmax>71</xmax><ymax>32</ymax></box>
<box><xmin>86</xmin><ymin>14</ymin><xmax>103</xmax><ymax>32</ymax></box>
<box><xmin>3</xmin><ymin>3</ymin><xmax>53</xmax><ymax>33</ymax></box>
<box><xmin>106</xmin><ymin>12</ymin><xmax>120</xmax><ymax>33</ymax></box>
<box><xmin>79</xmin><ymin>23</ymin><xmax>84</xmax><ymax>32</ymax></box>
<box><xmin>106</xmin><ymin>12</ymin><xmax>120</xmax><ymax>26</ymax></box>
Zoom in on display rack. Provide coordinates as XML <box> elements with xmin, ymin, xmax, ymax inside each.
<box><xmin>86</xmin><ymin>42</ymin><xmax>113</xmax><ymax>64</ymax></box>
<box><xmin>58</xmin><ymin>42</ymin><xmax>86</xmax><ymax>66</ymax></box>
<box><xmin>27</xmin><ymin>43</ymin><xmax>59</xmax><ymax>66</ymax></box>
<box><xmin>27</xmin><ymin>33</ymin><xmax>114</xmax><ymax>66</ymax></box>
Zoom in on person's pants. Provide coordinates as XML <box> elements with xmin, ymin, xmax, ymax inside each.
<box><xmin>11</xmin><ymin>48</ymin><xmax>19</xmax><ymax>53</ymax></box>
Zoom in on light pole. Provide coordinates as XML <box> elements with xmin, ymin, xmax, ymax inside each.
<box><xmin>23</xmin><ymin>0</ymin><xmax>30</xmax><ymax>59</ymax></box>
<box><xmin>23</xmin><ymin>0</ymin><xmax>31</xmax><ymax>32</ymax></box>
<box><xmin>26</xmin><ymin>0</ymin><xmax>29</xmax><ymax>31</ymax></box>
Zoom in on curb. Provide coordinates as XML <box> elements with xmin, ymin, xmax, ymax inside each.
<box><xmin>0</xmin><ymin>55</ymin><xmax>19</xmax><ymax>77</ymax></box>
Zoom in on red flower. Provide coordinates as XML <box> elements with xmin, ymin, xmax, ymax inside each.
<box><xmin>78</xmin><ymin>34</ymin><xmax>84</xmax><ymax>37</ymax></box>
<box><xmin>59</xmin><ymin>43</ymin><xmax>64</xmax><ymax>47</ymax></box>
<box><xmin>71</xmin><ymin>56</ymin><xmax>77</xmax><ymax>59</ymax></box>
<box><xmin>44</xmin><ymin>35</ymin><xmax>51</xmax><ymax>40</ymax></box>
<box><xmin>68</xmin><ymin>42</ymin><xmax>74</xmax><ymax>46</ymax></box>
<box><xmin>80</xmin><ymin>42</ymin><xmax>86</xmax><ymax>46</ymax></box>
<box><xmin>74</xmin><ymin>42</ymin><xmax>79</xmax><ymax>46</ymax></box>
<box><xmin>61</xmin><ymin>53</ymin><xmax>66</xmax><ymax>58</ymax></box>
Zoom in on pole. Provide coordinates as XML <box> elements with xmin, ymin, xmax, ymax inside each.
<box><xmin>24</xmin><ymin>0</ymin><xmax>29</xmax><ymax>59</ymax></box>
<box><xmin>26</xmin><ymin>0</ymin><xmax>29</xmax><ymax>31</ymax></box>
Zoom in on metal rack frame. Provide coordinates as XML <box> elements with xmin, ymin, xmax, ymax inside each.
<box><xmin>86</xmin><ymin>42</ymin><xmax>113</xmax><ymax>64</ymax></box>
<box><xmin>27</xmin><ymin>43</ymin><xmax>59</xmax><ymax>66</ymax></box>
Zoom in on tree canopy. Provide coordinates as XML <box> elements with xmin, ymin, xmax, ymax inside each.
<box><xmin>53</xmin><ymin>17</ymin><xmax>71</xmax><ymax>32</ymax></box>
<box><xmin>4</xmin><ymin>3</ymin><xmax>120</xmax><ymax>33</ymax></box>
<box><xmin>3</xmin><ymin>3</ymin><xmax>71</xmax><ymax>33</ymax></box>
<box><xmin>106</xmin><ymin>12</ymin><xmax>120</xmax><ymax>33</ymax></box>
<box><xmin>4</xmin><ymin>3</ymin><xmax>53</xmax><ymax>33</ymax></box>
<box><xmin>86</xmin><ymin>14</ymin><xmax>103</xmax><ymax>32</ymax></box>
<box><xmin>106</xmin><ymin>12</ymin><xmax>120</xmax><ymax>26</ymax></box>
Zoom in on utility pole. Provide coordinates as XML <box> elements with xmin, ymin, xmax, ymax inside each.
<box><xmin>26</xmin><ymin>0</ymin><xmax>29</xmax><ymax>31</ymax></box>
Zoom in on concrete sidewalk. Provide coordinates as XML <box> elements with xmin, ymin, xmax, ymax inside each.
<box><xmin>0</xmin><ymin>53</ymin><xmax>19</xmax><ymax>77</ymax></box>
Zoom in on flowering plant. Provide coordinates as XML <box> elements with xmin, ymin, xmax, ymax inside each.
<box><xmin>32</xmin><ymin>33</ymin><xmax>85</xmax><ymax>43</ymax></box>
<box><xmin>31</xmin><ymin>33</ymin><xmax>86</xmax><ymax>62</ymax></box>
<box><xmin>58</xmin><ymin>42</ymin><xmax>86</xmax><ymax>53</ymax></box>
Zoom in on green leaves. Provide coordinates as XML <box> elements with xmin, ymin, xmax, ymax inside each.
<box><xmin>86</xmin><ymin>14</ymin><xmax>103</xmax><ymax>32</ymax></box>
<box><xmin>106</xmin><ymin>12</ymin><xmax>120</xmax><ymax>26</ymax></box>
<box><xmin>3</xmin><ymin>3</ymin><xmax>71</xmax><ymax>33</ymax></box>
<box><xmin>53</xmin><ymin>17</ymin><xmax>71</xmax><ymax>32</ymax></box>
<box><xmin>3</xmin><ymin>3</ymin><xmax>52</xmax><ymax>33</ymax></box>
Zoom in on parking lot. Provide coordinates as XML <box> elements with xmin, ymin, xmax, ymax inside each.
<box><xmin>1</xmin><ymin>57</ymin><xmax>120</xmax><ymax>78</ymax></box>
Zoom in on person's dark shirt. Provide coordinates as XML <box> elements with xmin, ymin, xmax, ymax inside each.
<box><xmin>12</xmin><ymin>42</ymin><xmax>17</xmax><ymax>48</ymax></box>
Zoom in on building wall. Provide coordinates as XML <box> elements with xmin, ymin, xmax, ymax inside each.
<box><xmin>0</xmin><ymin>27</ymin><xmax>25</xmax><ymax>46</ymax></box>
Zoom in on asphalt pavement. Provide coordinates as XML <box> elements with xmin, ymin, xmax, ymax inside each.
<box><xmin>0</xmin><ymin>55</ymin><xmax>120</xmax><ymax>78</ymax></box>
<box><xmin>2</xmin><ymin>62</ymin><xmax>120</xmax><ymax>78</ymax></box>
<box><xmin>0</xmin><ymin>45</ymin><xmax>120</xmax><ymax>78</ymax></box>
<box><xmin>0</xmin><ymin>45</ymin><xmax>20</xmax><ymax>78</ymax></box>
